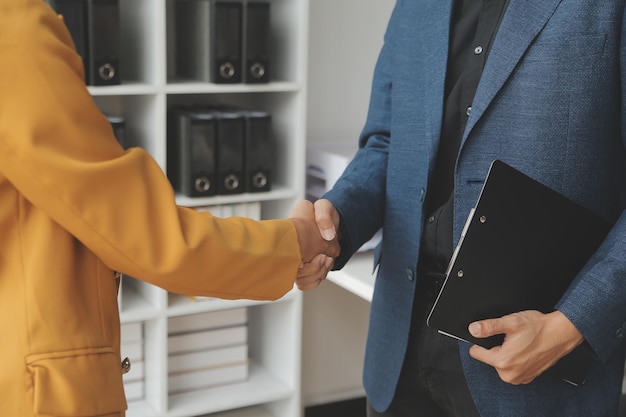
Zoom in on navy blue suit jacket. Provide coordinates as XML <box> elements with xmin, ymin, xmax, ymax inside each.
<box><xmin>324</xmin><ymin>1</ymin><xmax>626</xmax><ymax>416</ymax></box>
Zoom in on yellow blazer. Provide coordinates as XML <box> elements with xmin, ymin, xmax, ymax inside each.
<box><xmin>0</xmin><ymin>1</ymin><xmax>301</xmax><ymax>416</ymax></box>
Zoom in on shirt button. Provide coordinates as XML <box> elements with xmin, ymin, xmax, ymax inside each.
<box><xmin>474</xmin><ymin>45</ymin><xmax>483</xmax><ymax>55</ymax></box>
<box><xmin>428</xmin><ymin>216</ymin><xmax>435</xmax><ymax>223</ymax></box>
<box><xmin>466</xmin><ymin>106</ymin><xmax>472</xmax><ymax>116</ymax></box>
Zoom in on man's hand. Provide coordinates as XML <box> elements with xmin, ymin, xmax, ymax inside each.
<box><xmin>313</xmin><ymin>199</ymin><xmax>340</xmax><ymax>241</ymax></box>
<box><xmin>468</xmin><ymin>310</ymin><xmax>584</xmax><ymax>385</ymax></box>
<box><xmin>289</xmin><ymin>200</ymin><xmax>340</xmax><ymax>264</ymax></box>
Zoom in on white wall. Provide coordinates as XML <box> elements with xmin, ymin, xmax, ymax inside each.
<box><xmin>306</xmin><ymin>0</ymin><xmax>394</xmax><ymax>144</ymax></box>
<box><xmin>302</xmin><ymin>0</ymin><xmax>395</xmax><ymax>407</ymax></box>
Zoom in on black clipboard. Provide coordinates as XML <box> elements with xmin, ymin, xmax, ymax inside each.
<box><xmin>426</xmin><ymin>160</ymin><xmax>611</xmax><ymax>385</ymax></box>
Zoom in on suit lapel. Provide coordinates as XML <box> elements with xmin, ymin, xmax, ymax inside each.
<box><xmin>461</xmin><ymin>0</ymin><xmax>564</xmax><ymax>145</ymax></box>
<box><xmin>418</xmin><ymin>0</ymin><xmax>454</xmax><ymax>164</ymax></box>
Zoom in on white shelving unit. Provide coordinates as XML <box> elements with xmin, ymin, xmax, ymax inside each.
<box><xmin>88</xmin><ymin>1</ymin><xmax>310</xmax><ymax>416</ymax></box>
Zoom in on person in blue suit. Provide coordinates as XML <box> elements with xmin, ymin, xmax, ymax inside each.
<box><xmin>296</xmin><ymin>1</ymin><xmax>626</xmax><ymax>416</ymax></box>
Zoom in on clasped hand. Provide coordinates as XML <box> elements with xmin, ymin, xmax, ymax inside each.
<box><xmin>289</xmin><ymin>199</ymin><xmax>340</xmax><ymax>290</ymax></box>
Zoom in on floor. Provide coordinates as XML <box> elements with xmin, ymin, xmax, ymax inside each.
<box><xmin>306</xmin><ymin>395</ymin><xmax>626</xmax><ymax>416</ymax></box>
<box><xmin>305</xmin><ymin>397</ymin><xmax>366</xmax><ymax>417</ymax></box>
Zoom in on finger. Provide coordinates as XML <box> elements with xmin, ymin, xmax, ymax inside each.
<box><xmin>313</xmin><ymin>199</ymin><xmax>338</xmax><ymax>241</ymax></box>
<box><xmin>296</xmin><ymin>269</ymin><xmax>326</xmax><ymax>290</ymax></box>
<box><xmin>296</xmin><ymin>254</ymin><xmax>326</xmax><ymax>278</ymax></box>
<box><xmin>295</xmin><ymin>255</ymin><xmax>331</xmax><ymax>290</ymax></box>
<box><xmin>290</xmin><ymin>199</ymin><xmax>314</xmax><ymax>219</ymax></box>
<box><xmin>469</xmin><ymin>343</ymin><xmax>497</xmax><ymax>365</ymax></box>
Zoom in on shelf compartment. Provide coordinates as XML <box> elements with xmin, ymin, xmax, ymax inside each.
<box><xmin>166</xmin><ymin>363</ymin><xmax>294</xmax><ymax>416</ymax></box>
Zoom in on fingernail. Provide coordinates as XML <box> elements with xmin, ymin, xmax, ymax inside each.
<box><xmin>321</xmin><ymin>227</ymin><xmax>336</xmax><ymax>241</ymax></box>
<box><xmin>324</xmin><ymin>256</ymin><xmax>333</xmax><ymax>269</ymax></box>
<box><xmin>469</xmin><ymin>322</ymin><xmax>481</xmax><ymax>336</ymax></box>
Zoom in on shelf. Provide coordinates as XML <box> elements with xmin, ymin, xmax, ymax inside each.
<box><xmin>326</xmin><ymin>251</ymin><xmax>376</xmax><ymax>303</ymax></box>
<box><xmin>166</xmin><ymin>363</ymin><xmax>294</xmax><ymax>417</ymax></box>
<box><xmin>126</xmin><ymin>400</ymin><xmax>161</xmax><ymax>417</ymax></box>
<box><xmin>164</xmin><ymin>81</ymin><xmax>302</xmax><ymax>95</ymax></box>
<box><xmin>88</xmin><ymin>83</ymin><xmax>161</xmax><ymax>96</ymax></box>
<box><xmin>197</xmin><ymin>406</ymin><xmax>277</xmax><ymax>417</ymax></box>
<box><xmin>119</xmin><ymin>279</ymin><xmax>164</xmax><ymax>323</ymax></box>
<box><xmin>175</xmin><ymin>185</ymin><xmax>297</xmax><ymax>208</ymax></box>
<box><xmin>166</xmin><ymin>289</ymin><xmax>297</xmax><ymax>317</ymax></box>
<box><xmin>76</xmin><ymin>0</ymin><xmax>312</xmax><ymax>414</ymax></box>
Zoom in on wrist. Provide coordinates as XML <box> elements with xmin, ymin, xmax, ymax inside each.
<box><xmin>549</xmin><ymin>310</ymin><xmax>584</xmax><ymax>350</ymax></box>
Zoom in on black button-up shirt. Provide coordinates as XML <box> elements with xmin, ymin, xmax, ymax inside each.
<box><xmin>420</xmin><ymin>0</ymin><xmax>510</xmax><ymax>272</ymax></box>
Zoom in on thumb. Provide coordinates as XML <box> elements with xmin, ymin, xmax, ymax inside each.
<box><xmin>313</xmin><ymin>199</ymin><xmax>339</xmax><ymax>241</ymax></box>
<box><xmin>469</xmin><ymin>318</ymin><xmax>505</xmax><ymax>339</ymax></box>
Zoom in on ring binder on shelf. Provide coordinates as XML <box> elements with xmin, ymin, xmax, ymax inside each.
<box><xmin>215</xmin><ymin>111</ymin><xmax>246</xmax><ymax>195</ymax></box>
<box><xmin>51</xmin><ymin>0</ymin><xmax>121</xmax><ymax>86</ymax></box>
<box><xmin>174</xmin><ymin>0</ymin><xmax>243</xmax><ymax>84</ymax></box>
<box><xmin>167</xmin><ymin>108</ymin><xmax>218</xmax><ymax>197</ymax></box>
<box><xmin>243</xmin><ymin>1</ymin><xmax>270</xmax><ymax>83</ymax></box>
<box><xmin>243</xmin><ymin>111</ymin><xmax>272</xmax><ymax>192</ymax></box>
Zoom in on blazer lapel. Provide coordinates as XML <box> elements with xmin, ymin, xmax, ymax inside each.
<box><xmin>461</xmin><ymin>0</ymin><xmax>564</xmax><ymax>144</ymax></box>
<box><xmin>419</xmin><ymin>0</ymin><xmax>454</xmax><ymax>164</ymax></box>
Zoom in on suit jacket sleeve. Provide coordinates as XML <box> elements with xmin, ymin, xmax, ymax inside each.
<box><xmin>0</xmin><ymin>0</ymin><xmax>301</xmax><ymax>301</ymax></box>
<box><xmin>323</xmin><ymin>8</ymin><xmax>398</xmax><ymax>268</ymax></box>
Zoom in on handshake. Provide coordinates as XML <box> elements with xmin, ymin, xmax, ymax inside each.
<box><xmin>288</xmin><ymin>199</ymin><xmax>340</xmax><ymax>291</ymax></box>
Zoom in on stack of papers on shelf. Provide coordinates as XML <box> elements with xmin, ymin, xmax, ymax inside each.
<box><xmin>121</xmin><ymin>322</ymin><xmax>145</xmax><ymax>402</ymax></box>
<box><xmin>195</xmin><ymin>202</ymin><xmax>262</xmax><ymax>220</ymax></box>
<box><xmin>167</xmin><ymin>308</ymin><xmax>250</xmax><ymax>395</ymax></box>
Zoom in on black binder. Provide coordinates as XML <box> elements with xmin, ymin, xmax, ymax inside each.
<box><xmin>167</xmin><ymin>109</ymin><xmax>217</xmax><ymax>197</ymax></box>
<box><xmin>174</xmin><ymin>0</ymin><xmax>242</xmax><ymax>83</ymax></box>
<box><xmin>426</xmin><ymin>160</ymin><xmax>611</xmax><ymax>386</ymax></box>
<box><xmin>174</xmin><ymin>0</ymin><xmax>211</xmax><ymax>81</ymax></box>
<box><xmin>213</xmin><ymin>1</ymin><xmax>243</xmax><ymax>83</ymax></box>
<box><xmin>50</xmin><ymin>0</ymin><xmax>88</xmax><ymax>61</ymax></box>
<box><xmin>242</xmin><ymin>111</ymin><xmax>272</xmax><ymax>192</ymax></box>
<box><xmin>51</xmin><ymin>0</ymin><xmax>120</xmax><ymax>86</ymax></box>
<box><xmin>243</xmin><ymin>1</ymin><xmax>270</xmax><ymax>83</ymax></box>
<box><xmin>215</xmin><ymin>111</ymin><xmax>245</xmax><ymax>194</ymax></box>
<box><xmin>106</xmin><ymin>115</ymin><xmax>126</xmax><ymax>148</ymax></box>
<box><xmin>88</xmin><ymin>0</ymin><xmax>120</xmax><ymax>85</ymax></box>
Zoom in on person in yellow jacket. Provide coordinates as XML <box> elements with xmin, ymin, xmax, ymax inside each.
<box><xmin>0</xmin><ymin>1</ymin><xmax>339</xmax><ymax>416</ymax></box>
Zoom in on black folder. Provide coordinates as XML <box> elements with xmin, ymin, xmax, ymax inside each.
<box><xmin>426</xmin><ymin>160</ymin><xmax>611</xmax><ymax>385</ymax></box>
<box><xmin>167</xmin><ymin>108</ymin><xmax>218</xmax><ymax>197</ymax></box>
<box><xmin>52</xmin><ymin>0</ymin><xmax>120</xmax><ymax>86</ymax></box>
<box><xmin>212</xmin><ymin>0</ymin><xmax>244</xmax><ymax>83</ymax></box>
<box><xmin>214</xmin><ymin>111</ymin><xmax>245</xmax><ymax>195</ymax></box>
<box><xmin>105</xmin><ymin>115</ymin><xmax>126</xmax><ymax>148</ymax></box>
<box><xmin>174</xmin><ymin>0</ymin><xmax>212</xmax><ymax>82</ymax></box>
<box><xmin>174</xmin><ymin>0</ymin><xmax>243</xmax><ymax>84</ymax></box>
<box><xmin>88</xmin><ymin>0</ymin><xmax>120</xmax><ymax>85</ymax></box>
<box><xmin>242</xmin><ymin>110</ymin><xmax>272</xmax><ymax>192</ymax></box>
<box><xmin>243</xmin><ymin>1</ymin><xmax>270</xmax><ymax>83</ymax></box>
